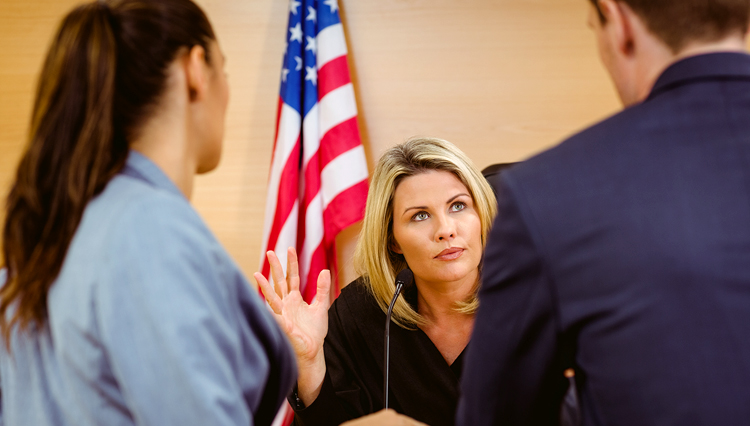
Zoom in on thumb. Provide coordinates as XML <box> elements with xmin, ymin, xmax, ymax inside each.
<box><xmin>314</xmin><ymin>269</ymin><xmax>332</xmax><ymax>307</ymax></box>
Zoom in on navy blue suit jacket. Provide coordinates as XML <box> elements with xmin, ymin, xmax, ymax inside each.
<box><xmin>458</xmin><ymin>52</ymin><xmax>750</xmax><ymax>426</ymax></box>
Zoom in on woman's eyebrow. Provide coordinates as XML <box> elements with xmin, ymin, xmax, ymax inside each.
<box><xmin>402</xmin><ymin>205</ymin><xmax>428</xmax><ymax>216</ymax></box>
<box><xmin>446</xmin><ymin>193</ymin><xmax>471</xmax><ymax>203</ymax></box>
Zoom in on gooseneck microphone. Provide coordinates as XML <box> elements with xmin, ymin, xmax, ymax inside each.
<box><xmin>384</xmin><ymin>268</ymin><xmax>414</xmax><ymax>409</ymax></box>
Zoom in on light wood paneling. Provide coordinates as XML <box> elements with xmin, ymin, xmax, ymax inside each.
<box><xmin>340</xmin><ymin>0</ymin><xmax>621</xmax><ymax>166</ymax></box>
<box><xmin>1</xmin><ymin>0</ymin><xmax>628</xmax><ymax>287</ymax></box>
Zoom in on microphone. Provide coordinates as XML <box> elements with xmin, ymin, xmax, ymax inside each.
<box><xmin>384</xmin><ymin>268</ymin><xmax>414</xmax><ymax>409</ymax></box>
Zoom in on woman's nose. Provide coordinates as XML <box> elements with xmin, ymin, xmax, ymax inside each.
<box><xmin>435</xmin><ymin>215</ymin><xmax>456</xmax><ymax>241</ymax></box>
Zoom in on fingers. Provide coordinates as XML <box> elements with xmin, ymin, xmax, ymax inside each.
<box><xmin>314</xmin><ymin>269</ymin><xmax>332</xmax><ymax>308</ymax></box>
<box><xmin>266</xmin><ymin>250</ymin><xmax>288</xmax><ymax>298</ymax></box>
<box><xmin>254</xmin><ymin>272</ymin><xmax>284</xmax><ymax>315</ymax></box>
<box><xmin>338</xmin><ymin>409</ymin><xmax>429</xmax><ymax>426</ymax></box>
<box><xmin>287</xmin><ymin>247</ymin><xmax>301</xmax><ymax>293</ymax></box>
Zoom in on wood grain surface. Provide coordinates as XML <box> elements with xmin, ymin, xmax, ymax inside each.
<box><xmin>0</xmin><ymin>0</ymin><xmax>627</xmax><ymax>287</ymax></box>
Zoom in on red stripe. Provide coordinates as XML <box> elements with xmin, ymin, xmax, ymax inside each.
<box><xmin>261</xmin><ymin>140</ymin><xmax>301</xmax><ymax>277</ymax></box>
<box><xmin>318</xmin><ymin>117</ymin><xmax>362</xmax><ymax>170</ymax></box>
<box><xmin>296</xmin><ymin>204</ymin><xmax>307</xmax><ymax>258</ymax></box>
<box><xmin>298</xmin><ymin>117</ymin><xmax>362</xmax><ymax>228</ymax></box>
<box><xmin>302</xmin><ymin>150</ymin><xmax>322</xmax><ymax>210</ymax></box>
<box><xmin>323</xmin><ymin>180</ymin><xmax>368</xmax><ymax>245</ymax></box>
<box><xmin>274</xmin><ymin>403</ymin><xmax>294</xmax><ymax>426</ymax></box>
<box><xmin>327</xmin><ymin>242</ymin><xmax>341</xmax><ymax>298</ymax></box>
<box><xmin>318</xmin><ymin>55</ymin><xmax>351</xmax><ymax>100</ymax></box>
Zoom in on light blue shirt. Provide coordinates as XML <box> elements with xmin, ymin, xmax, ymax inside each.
<box><xmin>0</xmin><ymin>151</ymin><xmax>296</xmax><ymax>426</ymax></box>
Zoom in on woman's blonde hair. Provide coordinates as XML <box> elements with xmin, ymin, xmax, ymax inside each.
<box><xmin>353</xmin><ymin>137</ymin><xmax>497</xmax><ymax>328</ymax></box>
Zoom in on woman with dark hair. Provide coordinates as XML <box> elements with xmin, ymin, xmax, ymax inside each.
<box><xmin>0</xmin><ymin>1</ymin><xmax>295</xmax><ymax>425</ymax></box>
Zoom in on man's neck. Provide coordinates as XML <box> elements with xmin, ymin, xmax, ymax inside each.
<box><xmin>630</xmin><ymin>35</ymin><xmax>748</xmax><ymax>106</ymax></box>
<box><xmin>674</xmin><ymin>35</ymin><xmax>748</xmax><ymax>62</ymax></box>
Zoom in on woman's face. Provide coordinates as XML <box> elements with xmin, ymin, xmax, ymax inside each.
<box><xmin>196</xmin><ymin>41</ymin><xmax>229</xmax><ymax>174</ymax></box>
<box><xmin>391</xmin><ymin>170</ymin><xmax>483</xmax><ymax>288</ymax></box>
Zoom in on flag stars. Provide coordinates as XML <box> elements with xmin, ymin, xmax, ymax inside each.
<box><xmin>289</xmin><ymin>23</ymin><xmax>303</xmax><ymax>43</ymax></box>
<box><xmin>306</xmin><ymin>6</ymin><xmax>317</xmax><ymax>22</ymax></box>
<box><xmin>323</xmin><ymin>0</ymin><xmax>339</xmax><ymax>13</ymax></box>
<box><xmin>305</xmin><ymin>66</ymin><xmax>318</xmax><ymax>86</ymax></box>
<box><xmin>289</xmin><ymin>0</ymin><xmax>301</xmax><ymax>15</ymax></box>
<box><xmin>282</xmin><ymin>67</ymin><xmax>290</xmax><ymax>82</ymax></box>
<box><xmin>305</xmin><ymin>36</ymin><xmax>317</xmax><ymax>54</ymax></box>
<box><xmin>295</xmin><ymin>56</ymin><xmax>303</xmax><ymax>71</ymax></box>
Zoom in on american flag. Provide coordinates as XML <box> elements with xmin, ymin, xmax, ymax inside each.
<box><xmin>262</xmin><ymin>2</ymin><xmax>367</xmax><ymax>422</ymax></box>
<box><xmin>261</xmin><ymin>0</ymin><xmax>368</xmax><ymax>331</ymax></box>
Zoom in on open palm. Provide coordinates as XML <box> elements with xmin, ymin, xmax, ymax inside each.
<box><xmin>255</xmin><ymin>247</ymin><xmax>331</xmax><ymax>363</ymax></box>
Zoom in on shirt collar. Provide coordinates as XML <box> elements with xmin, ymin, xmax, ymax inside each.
<box><xmin>647</xmin><ymin>51</ymin><xmax>750</xmax><ymax>101</ymax></box>
<box><xmin>121</xmin><ymin>150</ymin><xmax>185</xmax><ymax>199</ymax></box>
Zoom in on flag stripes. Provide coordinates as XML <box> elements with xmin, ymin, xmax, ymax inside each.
<box><xmin>260</xmin><ymin>0</ymin><xmax>368</xmax><ymax>305</ymax></box>
<box><xmin>265</xmin><ymin>5</ymin><xmax>367</xmax><ymax>424</ymax></box>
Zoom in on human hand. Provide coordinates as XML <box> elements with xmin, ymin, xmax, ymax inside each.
<box><xmin>340</xmin><ymin>410</ymin><xmax>429</xmax><ymax>426</ymax></box>
<box><xmin>254</xmin><ymin>247</ymin><xmax>330</xmax><ymax>403</ymax></box>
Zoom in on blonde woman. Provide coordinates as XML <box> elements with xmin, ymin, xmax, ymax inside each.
<box><xmin>256</xmin><ymin>137</ymin><xmax>497</xmax><ymax>426</ymax></box>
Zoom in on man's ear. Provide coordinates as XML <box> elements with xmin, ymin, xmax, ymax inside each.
<box><xmin>599</xmin><ymin>0</ymin><xmax>636</xmax><ymax>57</ymax></box>
<box><xmin>184</xmin><ymin>45</ymin><xmax>208</xmax><ymax>102</ymax></box>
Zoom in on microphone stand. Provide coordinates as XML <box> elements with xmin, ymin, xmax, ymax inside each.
<box><xmin>384</xmin><ymin>268</ymin><xmax>413</xmax><ymax>409</ymax></box>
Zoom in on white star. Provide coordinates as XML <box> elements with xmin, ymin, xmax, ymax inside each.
<box><xmin>305</xmin><ymin>66</ymin><xmax>318</xmax><ymax>86</ymax></box>
<box><xmin>305</xmin><ymin>36</ymin><xmax>317</xmax><ymax>54</ymax></box>
<box><xmin>323</xmin><ymin>0</ymin><xmax>338</xmax><ymax>13</ymax></box>
<box><xmin>282</xmin><ymin>68</ymin><xmax>290</xmax><ymax>82</ymax></box>
<box><xmin>289</xmin><ymin>23</ymin><xmax>303</xmax><ymax>43</ymax></box>
<box><xmin>294</xmin><ymin>56</ymin><xmax>303</xmax><ymax>71</ymax></box>
<box><xmin>306</xmin><ymin>6</ymin><xmax>317</xmax><ymax>22</ymax></box>
<box><xmin>289</xmin><ymin>0</ymin><xmax>301</xmax><ymax>15</ymax></box>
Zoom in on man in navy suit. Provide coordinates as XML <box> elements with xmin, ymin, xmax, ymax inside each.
<box><xmin>457</xmin><ymin>0</ymin><xmax>750</xmax><ymax>425</ymax></box>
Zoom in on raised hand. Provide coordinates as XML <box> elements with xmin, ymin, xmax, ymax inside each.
<box><xmin>254</xmin><ymin>247</ymin><xmax>330</xmax><ymax>404</ymax></box>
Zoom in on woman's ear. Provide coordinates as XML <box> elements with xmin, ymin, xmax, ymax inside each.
<box><xmin>390</xmin><ymin>240</ymin><xmax>403</xmax><ymax>254</ymax></box>
<box><xmin>184</xmin><ymin>45</ymin><xmax>208</xmax><ymax>102</ymax></box>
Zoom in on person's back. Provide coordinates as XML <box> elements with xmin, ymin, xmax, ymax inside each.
<box><xmin>501</xmin><ymin>53</ymin><xmax>750</xmax><ymax>424</ymax></box>
<box><xmin>458</xmin><ymin>1</ymin><xmax>750</xmax><ymax>424</ymax></box>
<box><xmin>0</xmin><ymin>1</ymin><xmax>295</xmax><ymax>424</ymax></box>
<box><xmin>1</xmin><ymin>152</ymin><xmax>295</xmax><ymax>425</ymax></box>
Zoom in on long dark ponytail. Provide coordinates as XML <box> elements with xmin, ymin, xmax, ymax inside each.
<box><xmin>1</xmin><ymin>0</ymin><xmax>215</xmax><ymax>346</ymax></box>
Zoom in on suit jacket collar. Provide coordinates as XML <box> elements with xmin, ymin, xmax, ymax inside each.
<box><xmin>647</xmin><ymin>51</ymin><xmax>750</xmax><ymax>101</ymax></box>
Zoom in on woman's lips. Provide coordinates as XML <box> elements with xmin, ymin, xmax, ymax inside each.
<box><xmin>435</xmin><ymin>248</ymin><xmax>464</xmax><ymax>260</ymax></box>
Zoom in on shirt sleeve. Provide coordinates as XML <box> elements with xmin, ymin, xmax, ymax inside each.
<box><xmin>290</xmin><ymin>372</ymin><xmax>351</xmax><ymax>426</ymax></box>
<box><xmin>94</xmin><ymin>195</ymin><xmax>275</xmax><ymax>426</ymax></box>
<box><xmin>456</xmin><ymin>174</ymin><xmax>569</xmax><ymax>426</ymax></box>
<box><xmin>291</xmin><ymin>284</ymin><xmax>369</xmax><ymax>426</ymax></box>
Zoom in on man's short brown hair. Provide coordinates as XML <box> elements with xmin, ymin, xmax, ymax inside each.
<box><xmin>589</xmin><ymin>0</ymin><xmax>750</xmax><ymax>53</ymax></box>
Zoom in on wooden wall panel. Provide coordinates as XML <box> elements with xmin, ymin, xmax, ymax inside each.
<box><xmin>339</xmin><ymin>0</ymin><xmax>621</xmax><ymax>166</ymax></box>
<box><xmin>1</xmin><ymin>0</ymin><xmax>630</xmax><ymax>287</ymax></box>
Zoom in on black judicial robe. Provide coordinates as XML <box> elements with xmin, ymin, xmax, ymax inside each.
<box><xmin>290</xmin><ymin>277</ymin><xmax>463</xmax><ymax>426</ymax></box>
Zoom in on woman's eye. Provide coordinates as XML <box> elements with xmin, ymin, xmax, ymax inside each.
<box><xmin>451</xmin><ymin>202</ymin><xmax>466</xmax><ymax>212</ymax></box>
<box><xmin>412</xmin><ymin>211</ymin><xmax>429</xmax><ymax>221</ymax></box>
